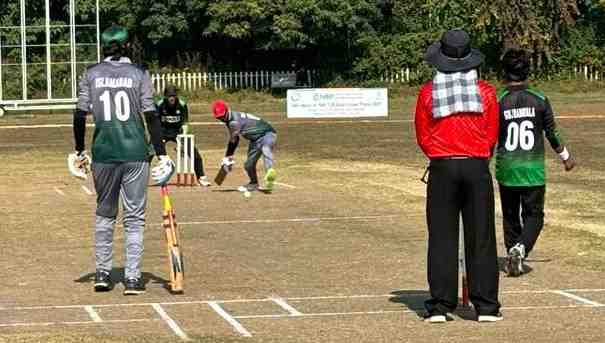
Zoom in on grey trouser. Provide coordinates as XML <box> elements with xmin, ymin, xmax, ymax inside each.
<box><xmin>92</xmin><ymin>161</ymin><xmax>149</xmax><ymax>279</ymax></box>
<box><xmin>245</xmin><ymin>132</ymin><xmax>276</xmax><ymax>184</ymax></box>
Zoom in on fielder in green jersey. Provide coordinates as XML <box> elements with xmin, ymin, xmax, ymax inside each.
<box><xmin>496</xmin><ymin>49</ymin><xmax>576</xmax><ymax>277</ymax></box>
<box><xmin>70</xmin><ymin>25</ymin><xmax>174</xmax><ymax>295</ymax></box>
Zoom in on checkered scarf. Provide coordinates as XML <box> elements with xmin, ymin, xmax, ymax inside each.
<box><xmin>431</xmin><ymin>70</ymin><xmax>483</xmax><ymax>119</ymax></box>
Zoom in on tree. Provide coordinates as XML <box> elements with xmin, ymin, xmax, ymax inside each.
<box><xmin>476</xmin><ymin>0</ymin><xmax>579</xmax><ymax>67</ymax></box>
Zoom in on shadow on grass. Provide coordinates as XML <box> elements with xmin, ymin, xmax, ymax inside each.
<box><xmin>497</xmin><ymin>256</ymin><xmax>535</xmax><ymax>276</ymax></box>
<box><xmin>388</xmin><ymin>290</ymin><xmax>429</xmax><ymax>319</ymax></box>
<box><xmin>74</xmin><ymin>268</ymin><xmax>172</xmax><ymax>293</ymax></box>
<box><xmin>389</xmin><ymin>290</ymin><xmax>485</xmax><ymax>321</ymax></box>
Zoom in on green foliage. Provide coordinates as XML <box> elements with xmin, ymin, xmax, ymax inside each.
<box><xmin>3</xmin><ymin>0</ymin><xmax>605</xmax><ymax>86</ymax></box>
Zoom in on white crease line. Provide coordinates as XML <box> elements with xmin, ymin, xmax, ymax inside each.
<box><xmin>151</xmin><ymin>303</ymin><xmax>191</xmax><ymax>341</ymax></box>
<box><xmin>2</xmin><ymin>288</ymin><xmax>605</xmax><ymax>311</ymax></box>
<box><xmin>274</xmin><ymin>182</ymin><xmax>297</xmax><ymax>189</ymax></box>
<box><xmin>3</xmin><ymin>115</ymin><xmax>605</xmax><ymax>130</ymax></box>
<box><xmin>552</xmin><ymin>290</ymin><xmax>605</xmax><ymax>306</ymax></box>
<box><xmin>270</xmin><ymin>297</ymin><xmax>303</xmax><ymax>316</ymax></box>
<box><xmin>208</xmin><ymin>301</ymin><xmax>252</xmax><ymax>337</ymax></box>
<box><xmin>233</xmin><ymin>303</ymin><xmax>605</xmax><ymax>320</ymax></box>
<box><xmin>53</xmin><ymin>187</ymin><xmax>65</xmax><ymax>196</ymax></box>
<box><xmin>81</xmin><ymin>185</ymin><xmax>94</xmax><ymax>196</ymax></box>
<box><xmin>234</xmin><ymin>309</ymin><xmax>410</xmax><ymax>319</ymax></box>
<box><xmin>179</xmin><ymin>214</ymin><xmax>400</xmax><ymax>227</ymax></box>
<box><xmin>84</xmin><ymin>306</ymin><xmax>102</xmax><ymax>323</ymax></box>
<box><xmin>561</xmin><ymin>288</ymin><xmax>605</xmax><ymax>293</ymax></box>
<box><xmin>0</xmin><ymin>318</ymin><xmax>153</xmax><ymax>327</ymax></box>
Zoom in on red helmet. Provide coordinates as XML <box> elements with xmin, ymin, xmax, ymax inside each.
<box><xmin>212</xmin><ymin>100</ymin><xmax>228</xmax><ymax>119</ymax></box>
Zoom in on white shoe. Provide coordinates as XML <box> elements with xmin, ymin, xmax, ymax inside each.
<box><xmin>237</xmin><ymin>183</ymin><xmax>258</xmax><ymax>192</ymax></box>
<box><xmin>198</xmin><ymin>176</ymin><xmax>211</xmax><ymax>187</ymax></box>
<box><xmin>424</xmin><ymin>314</ymin><xmax>447</xmax><ymax>323</ymax></box>
<box><xmin>478</xmin><ymin>313</ymin><xmax>503</xmax><ymax>322</ymax></box>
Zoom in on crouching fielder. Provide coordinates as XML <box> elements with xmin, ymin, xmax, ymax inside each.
<box><xmin>68</xmin><ymin>25</ymin><xmax>174</xmax><ymax>295</ymax></box>
<box><xmin>212</xmin><ymin>100</ymin><xmax>277</xmax><ymax>192</ymax></box>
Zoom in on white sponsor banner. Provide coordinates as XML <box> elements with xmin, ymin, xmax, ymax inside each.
<box><xmin>287</xmin><ymin>88</ymin><xmax>388</xmax><ymax>118</ymax></box>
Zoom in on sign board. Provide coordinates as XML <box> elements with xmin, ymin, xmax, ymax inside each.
<box><xmin>271</xmin><ymin>73</ymin><xmax>297</xmax><ymax>88</ymax></box>
<box><xmin>287</xmin><ymin>88</ymin><xmax>388</xmax><ymax>118</ymax></box>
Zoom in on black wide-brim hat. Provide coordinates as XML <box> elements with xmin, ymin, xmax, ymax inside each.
<box><xmin>425</xmin><ymin>29</ymin><xmax>484</xmax><ymax>72</ymax></box>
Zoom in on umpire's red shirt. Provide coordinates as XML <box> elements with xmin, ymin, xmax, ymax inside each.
<box><xmin>415</xmin><ymin>80</ymin><xmax>499</xmax><ymax>159</ymax></box>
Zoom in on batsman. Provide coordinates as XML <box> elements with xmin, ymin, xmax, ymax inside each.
<box><xmin>212</xmin><ymin>100</ymin><xmax>277</xmax><ymax>192</ymax></box>
<box><xmin>69</xmin><ymin>25</ymin><xmax>174</xmax><ymax>295</ymax></box>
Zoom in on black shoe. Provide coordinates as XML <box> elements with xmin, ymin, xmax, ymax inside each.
<box><xmin>94</xmin><ymin>270</ymin><xmax>112</xmax><ymax>292</ymax></box>
<box><xmin>123</xmin><ymin>277</ymin><xmax>146</xmax><ymax>295</ymax></box>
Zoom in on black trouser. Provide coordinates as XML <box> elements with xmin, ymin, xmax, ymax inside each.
<box><xmin>499</xmin><ymin>184</ymin><xmax>545</xmax><ymax>256</ymax></box>
<box><xmin>164</xmin><ymin>136</ymin><xmax>205</xmax><ymax>178</ymax></box>
<box><xmin>424</xmin><ymin>158</ymin><xmax>501</xmax><ymax>316</ymax></box>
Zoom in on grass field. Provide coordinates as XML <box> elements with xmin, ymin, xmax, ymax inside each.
<box><xmin>0</xmin><ymin>85</ymin><xmax>604</xmax><ymax>342</ymax></box>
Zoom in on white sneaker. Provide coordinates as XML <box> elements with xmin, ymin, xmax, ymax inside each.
<box><xmin>478</xmin><ymin>313</ymin><xmax>504</xmax><ymax>322</ymax></box>
<box><xmin>424</xmin><ymin>314</ymin><xmax>447</xmax><ymax>323</ymax></box>
<box><xmin>237</xmin><ymin>183</ymin><xmax>258</xmax><ymax>192</ymax></box>
<box><xmin>508</xmin><ymin>243</ymin><xmax>525</xmax><ymax>277</ymax></box>
<box><xmin>198</xmin><ymin>176</ymin><xmax>211</xmax><ymax>187</ymax></box>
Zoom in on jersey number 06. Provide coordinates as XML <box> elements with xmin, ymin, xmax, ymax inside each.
<box><xmin>505</xmin><ymin>120</ymin><xmax>535</xmax><ymax>152</ymax></box>
<box><xmin>100</xmin><ymin>90</ymin><xmax>131</xmax><ymax>121</ymax></box>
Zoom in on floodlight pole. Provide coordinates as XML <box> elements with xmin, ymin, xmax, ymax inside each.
<box><xmin>20</xmin><ymin>0</ymin><xmax>27</xmax><ymax>101</ymax></box>
<box><xmin>45</xmin><ymin>0</ymin><xmax>52</xmax><ymax>99</ymax></box>
<box><xmin>96</xmin><ymin>0</ymin><xmax>101</xmax><ymax>63</ymax></box>
<box><xmin>0</xmin><ymin>29</ymin><xmax>3</xmax><ymax>102</ymax></box>
<box><xmin>69</xmin><ymin>0</ymin><xmax>77</xmax><ymax>98</ymax></box>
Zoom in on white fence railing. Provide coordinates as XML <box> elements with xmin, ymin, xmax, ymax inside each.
<box><xmin>380</xmin><ymin>68</ymin><xmax>417</xmax><ymax>83</ymax></box>
<box><xmin>150</xmin><ymin>69</ymin><xmax>314</xmax><ymax>94</ymax></box>
<box><xmin>149</xmin><ymin>64</ymin><xmax>605</xmax><ymax>94</ymax></box>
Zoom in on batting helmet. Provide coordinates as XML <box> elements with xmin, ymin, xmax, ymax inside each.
<box><xmin>212</xmin><ymin>100</ymin><xmax>228</xmax><ymax>119</ymax></box>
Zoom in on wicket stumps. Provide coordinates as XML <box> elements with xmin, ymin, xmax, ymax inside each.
<box><xmin>176</xmin><ymin>134</ymin><xmax>196</xmax><ymax>186</ymax></box>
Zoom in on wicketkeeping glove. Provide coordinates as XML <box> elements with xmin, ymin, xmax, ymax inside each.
<box><xmin>67</xmin><ymin>151</ymin><xmax>91</xmax><ymax>180</ymax></box>
<box><xmin>151</xmin><ymin>155</ymin><xmax>175</xmax><ymax>185</ymax></box>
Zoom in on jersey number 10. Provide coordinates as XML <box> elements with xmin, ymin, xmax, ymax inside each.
<box><xmin>505</xmin><ymin>120</ymin><xmax>535</xmax><ymax>151</ymax></box>
<box><xmin>100</xmin><ymin>90</ymin><xmax>131</xmax><ymax>121</ymax></box>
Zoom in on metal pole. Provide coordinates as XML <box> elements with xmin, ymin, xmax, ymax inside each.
<box><xmin>69</xmin><ymin>0</ymin><xmax>77</xmax><ymax>98</ymax></box>
<box><xmin>96</xmin><ymin>0</ymin><xmax>100</xmax><ymax>63</ymax></box>
<box><xmin>0</xmin><ymin>27</ymin><xmax>3</xmax><ymax>102</ymax></box>
<box><xmin>45</xmin><ymin>0</ymin><xmax>52</xmax><ymax>99</ymax></box>
<box><xmin>20</xmin><ymin>0</ymin><xmax>27</xmax><ymax>100</ymax></box>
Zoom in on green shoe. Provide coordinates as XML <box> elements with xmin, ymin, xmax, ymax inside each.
<box><xmin>264</xmin><ymin>168</ymin><xmax>276</xmax><ymax>191</ymax></box>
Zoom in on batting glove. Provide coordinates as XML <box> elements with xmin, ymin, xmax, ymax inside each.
<box><xmin>151</xmin><ymin>155</ymin><xmax>175</xmax><ymax>185</ymax></box>
<box><xmin>67</xmin><ymin>150</ymin><xmax>91</xmax><ymax>180</ymax></box>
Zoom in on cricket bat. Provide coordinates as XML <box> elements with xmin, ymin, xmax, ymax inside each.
<box><xmin>161</xmin><ymin>185</ymin><xmax>184</xmax><ymax>293</ymax></box>
<box><xmin>459</xmin><ymin>216</ymin><xmax>469</xmax><ymax>307</ymax></box>
<box><xmin>214</xmin><ymin>164</ymin><xmax>230</xmax><ymax>185</ymax></box>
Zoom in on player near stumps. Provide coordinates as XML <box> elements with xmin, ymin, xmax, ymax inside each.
<box><xmin>69</xmin><ymin>25</ymin><xmax>174</xmax><ymax>295</ymax></box>
<box><xmin>211</xmin><ymin>100</ymin><xmax>277</xmax><ymax>192</ymax></box>
<box><xmin>496</xmin><ymin>49</ymin><xmax>576</xmax><ymax>277</ymax></box>
<box><xmin>156</xmin><ymin>85</ymin><xmax>211</xmax><ymax>186</ymax></box>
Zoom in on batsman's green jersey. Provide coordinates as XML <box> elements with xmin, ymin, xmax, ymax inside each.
<box><xmin>77</xmin><ymin>57</ymin><xmax>156</xmax><ymax>163</ymax></box>
<box><xmin>227</xmin><ymin>111</ymin><xmax>276</xmax><ymax>142</ymax></box>
<box><xmin>495</xmin><ymin>85</ymin><xmax>564</xmax><ymax>187</ymax></box>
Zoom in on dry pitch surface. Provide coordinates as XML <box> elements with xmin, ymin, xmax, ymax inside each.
<box><xmin>0</xmin><ymin>109</ymin><xmax>604</xmax><ymax>343</ymax></box>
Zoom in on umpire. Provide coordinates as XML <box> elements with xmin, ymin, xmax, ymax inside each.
<box><xmin>415</xmin><ymin>29</ymin><xmax>502</xmax><ymax>323</ymax></box>
<box><xmin>156</xmin><ymin>85</ymin><xmax>210</xmax><ymax>186</ymax></box>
